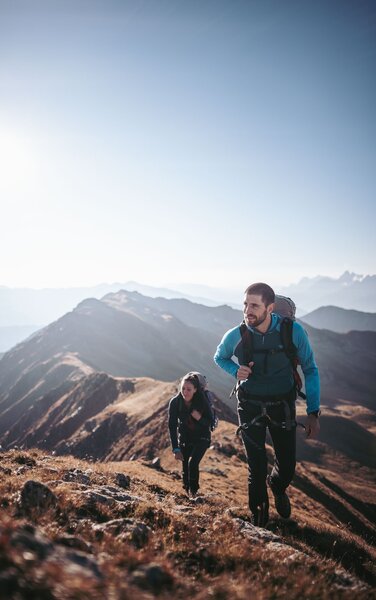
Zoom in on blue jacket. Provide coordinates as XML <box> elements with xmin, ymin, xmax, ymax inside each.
<box><xmin>214</xmin><ymin>314</ymin><xmax>320</xmax><ymax>414</ymax></box>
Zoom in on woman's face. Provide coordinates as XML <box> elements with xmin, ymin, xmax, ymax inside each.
<box><xmin>181</xmin><ymin>381</ymin><xmax>196</xmax><ymax>402</ymax></box>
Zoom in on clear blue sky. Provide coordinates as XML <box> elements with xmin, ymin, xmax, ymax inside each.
<box><xmin>1</xmin><ymin>0</ymin><xmax>375</xmax><ymax>289</ymax></box>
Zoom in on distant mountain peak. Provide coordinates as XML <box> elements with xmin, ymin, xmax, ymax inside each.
<box><xmin>338</xmin><ymin>271</ymin><xmax>365</xmax><ymax>285</ymax></box>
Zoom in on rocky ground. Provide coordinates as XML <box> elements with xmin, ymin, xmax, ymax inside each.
<box><xmin>0</xmin><ymin>434</ymin><xmax>375</xmax><ymax>599</ymax></box>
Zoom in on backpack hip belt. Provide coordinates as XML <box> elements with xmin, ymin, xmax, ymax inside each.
<box><xmin>237</xmin><ymin>386</ymin><xmax>296</xmax><ymax>403</ymax></box>
<box><xmin>237</xmin><ymin>397</ymin><xmax>295</xmax><ymax>431</ymax></box>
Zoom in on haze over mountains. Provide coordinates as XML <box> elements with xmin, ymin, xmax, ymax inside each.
<box><xmin>301</xmin><ymin>306</ymin><xmax>376</xmax><ymax>333</ymax></box>
<box><xmin>281</xmin><ymin>271</ymin><xmax>376</xmax><ymax>313</ymax></box>
<box><xmin>1</xmin><ymin>271</ymin><xmax>375</xmax><ymax>352</ymax></box>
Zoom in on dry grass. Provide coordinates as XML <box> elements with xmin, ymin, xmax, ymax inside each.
<box><xmin>0</xmin><ymin>445</ymin><xmax>375</xmax><ymax>599</ymax></box>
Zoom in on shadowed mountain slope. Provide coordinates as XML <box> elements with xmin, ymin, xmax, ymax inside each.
<box><xmin>0</xmin><ymin>373</ymin><xmax>235</xmax><ymax>461</ymax></box>
<box><xmin>0</xmin><ymin>292</ymin><xmax>235</xmax><ymax>407</ymax></box>
<box><xmin>301</xmin><ymin>305</ymin><xmax>376</xmax><ymax>333</ymax></box>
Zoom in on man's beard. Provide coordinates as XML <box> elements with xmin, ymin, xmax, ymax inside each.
<box><xmin>246</xmin><ymin>309</ymin><xmax>269</xmax><ymax>328</ymax></box>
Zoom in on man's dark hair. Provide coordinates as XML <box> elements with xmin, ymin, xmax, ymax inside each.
<box><xmin>244</xmin><ymin>282</ymin><xmax>275</xmax><ymax>306</ymax></box>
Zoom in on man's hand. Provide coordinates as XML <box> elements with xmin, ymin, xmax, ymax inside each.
<box><xmin>174</xmin><ymin>450</ymin><xmax>183</xmax><ymax>461</ymax></box>
<box><xmin>306</xmin><ymin>414</ymin><xmax>320</xmax><ymax>439</ymax></box>
<box><xmin>237</xmin><ymin>362</ymin><xmax>254</xmax><ymax>380</ymax></box>
<box><xmin>191</xmin><ymin>409</ymin><xmax>202</xmax><ymax>421</ymax></box>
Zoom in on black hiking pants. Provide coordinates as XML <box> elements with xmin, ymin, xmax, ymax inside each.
<box><xmin>180</xmin><ymin>438</ymin><xmax>209</xmax><ymax>495</ymax></box>
<box><xmin>237</xmin><ymin>388</ymin><xmax>296</xmax><ymax>514</ymax></box>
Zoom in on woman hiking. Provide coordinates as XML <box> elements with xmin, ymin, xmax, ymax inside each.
<box><xmin>168</xmin><ymin>373</ymin><xmax>212</xmax><ymax>497</ymax></box>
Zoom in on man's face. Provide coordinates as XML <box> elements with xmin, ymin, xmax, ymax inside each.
<box><xmin>243</xmin><ymin>293</ymin><xmax>273</xmax><ymax>328</ymax></box>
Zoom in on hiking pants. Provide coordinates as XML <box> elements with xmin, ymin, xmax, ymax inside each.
<box><xmin>237</xmin><ymin>388</ymin><xmax>296</xmax><ymax>514</ymax></box>
<box><xmin>181</xmin><ymin>439</ymin><xmax>209</xmax><ymax>494</ymax></box>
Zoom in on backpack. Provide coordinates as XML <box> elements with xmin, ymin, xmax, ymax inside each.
<box><xmin>185</xmin><ymin>371</ymin><xmax>219</xmax><ymax>431</ymax></box>
<box><xmin>239</xmin><ymin>296</ymin><xmax>306</xmax><ymax>399</ymax></box>
<box><xmin>274</xmin><ymin>295</ymin><xmax>296</xmax><ymax>319</ymax></box>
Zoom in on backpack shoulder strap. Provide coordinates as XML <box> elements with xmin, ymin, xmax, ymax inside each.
<box><xmin>280</xmin><ymin>317</ymin><xmax>296</xmax><ymax>361</ymax></box>
<box><xmin>280</xmin><ymin>318</ymin><xmax>306</xmax><ymax>399</ymax></box>
<box><xmin>239</xmin><ymin>321</ymin><xmax>253</xmax><ymax>365</ymax></box>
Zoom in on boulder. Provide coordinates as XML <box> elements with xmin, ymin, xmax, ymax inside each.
<box><xmin>19</xmin><ymin>480</ymin><xmax>58</xmax><ymax>514</ymax></box>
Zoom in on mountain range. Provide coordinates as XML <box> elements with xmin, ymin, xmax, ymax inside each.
<box><xmin>0</xmin><ymin>289</ymin><xmax>375</xmax><ymax>457</ymax></box>
<box><xmin>301</xmin><ymin>306</ymin><xmax>376</xmax><ymax>333</ymax></box>
<box><xmin>1</xmin><ymin>272</ymin><xmax>375</xmax><ymax>353</ymax></box>
<box><xmin>281</xmin><ymin>271</ymin><xmax>376</xmax><ymax>313</ymax></box>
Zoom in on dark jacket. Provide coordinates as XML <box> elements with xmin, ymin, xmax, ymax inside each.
<box><xmin>168</xmin><ymin>392</ymin><xmax>212</xmax><ymax>449</ymax></box>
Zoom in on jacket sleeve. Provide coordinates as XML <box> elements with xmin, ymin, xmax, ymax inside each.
<box><xmin>168</xmin><ymin>396</ymin><xmax>179</xmax><ymax>450</ymax></box>
<box><xmin>214</xmin><ymin>327</ymin><xmax>241</xmax><ymax>378</ymax></box>
<box><xmin>292</xmin><ymin>322</ymin><xmax>320</xmax><ymax>414</ymax></box>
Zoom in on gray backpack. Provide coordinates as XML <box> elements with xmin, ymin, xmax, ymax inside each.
<box><xmin>274</xmin><ymin>295</ymin><xmax>296</xmax><ymax>319</ymax></box>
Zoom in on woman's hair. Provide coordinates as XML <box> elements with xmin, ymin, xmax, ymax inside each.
<box><xmin>180</xmin><ymin>374</ymin><xmax>199</xmax><ymax>391</ymax></box>
<box><xmin>180</xmin><ymin>373</ymin><xmax>206</xmax><ymax>410</ymax></box>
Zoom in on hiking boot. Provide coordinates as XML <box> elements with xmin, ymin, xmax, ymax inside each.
<box><xmin>250</xmin><ymin>501</ymin><xmax>269</xmax><ymax>527</ymax></box>
<box><xmin>268</xmin><ymin>477</ymin><xmax>291</xmax><ymax>518</ymax></box>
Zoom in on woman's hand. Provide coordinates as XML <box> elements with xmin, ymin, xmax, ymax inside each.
<box><xmin>191</xmin><ymin>409</ymin><xmax>202</xmax><ymax>421</ymax></box>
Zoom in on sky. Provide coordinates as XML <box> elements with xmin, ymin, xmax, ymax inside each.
<box><xmin>0</xmin><ymin>0</ymin><xmax>375</xmax><ymax>291</ymax></box>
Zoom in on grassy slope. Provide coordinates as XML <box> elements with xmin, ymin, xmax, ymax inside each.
<box><xmin>0</xmin><ymin>427</ymin><xmax>375</xmax><ymax>599</ymax></box>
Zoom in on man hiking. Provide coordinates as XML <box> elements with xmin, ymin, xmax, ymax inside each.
<box><xmin>214</xmin><ymin>282</ymin><xmax>320</xmax><ymax>526</ymax></box>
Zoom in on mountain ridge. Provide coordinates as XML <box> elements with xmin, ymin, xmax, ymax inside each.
<box><xmin>301</xmin><ymin>305</ymin><xmax>376</xmax><ymax>333</ymax></box>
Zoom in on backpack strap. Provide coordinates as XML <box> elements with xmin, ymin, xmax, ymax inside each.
<box><xmin>239</xmin><ymin>321</ymin><xmax>253</xmax><ymax>365</ymax></box>
<box><xmin>239</xmin><ymin>318</ymin><xmax>307</xmax><ymax>399</ymax></box>
<box><xmin>280</xmin><ymin>318</ymin><xmax>306</xmax><ymax>399</ymax></box>
<box><xmin>239</xmin><ymin>321</ymin><xmax>284</xmax><ymax>374</ymax></box>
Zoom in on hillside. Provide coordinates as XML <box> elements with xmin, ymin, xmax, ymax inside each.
<box><xmin>0</xmin><ymin>290</ymin><xmax>375</xmax><ymax>424</ymax></box>
<box><xmin>0</xmin><ymin>374</ymin><xmax>235</xmax><ymax>460</ymax></box>
<box><xmin>301</xmin><ymin>306</ymin><xmax>376</xmax><ymax>333</ymax></box>
<box><xmin>1</xmin><ymin>368</ymin><xmax>375</xmax><ymax>477</ymax></box>
<box><xmin>0</xmin><ymin>292</ymin><xmax>235</xmax><ymax>402</ymax></box>
<box><xmin>0</xmin><ymin>444</ymin><xmax>374</xmax><ymax>599</ymax></box>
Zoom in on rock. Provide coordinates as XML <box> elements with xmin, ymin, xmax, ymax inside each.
<box><xmin>9</xmin><ymin>524</ymin><xmax>53</xmax><ymax>559</ymax></box>
<box><xmin>6</xmin><ymin>522</ymin><xmax>102</xmax><ymax>582</ymax></box>
<box><xmin>0</xmin><ymin>466</ymin><xmax>12</xmax><ymax>475</ymax></box>
<box><xmin>62</xmin><ymin>469</ymin><xmax>91</xmax><ymax>485</ymax></box>
<box><xmin>233</xmin><ymin>518</ymin><xmax>282</xmax><ymax>543</ymax></box>
<box><xmin>80</xmin><ymin>485</ymin><xmax>142</xmax><ymax>506</ymax></box>
<box><xmin>81</xmin><ymin>490</ymin><xmax>116</xmax><ymax>507</ymax></box>
<box><xmin>19</xmin><ymin>480</ymin><xmax>58</xmax><ymax>514</ymax></box>
<box><xmin>202</xmin><ymin>467</ymin><xmax>227</xmax><ymax>477</ymax></box>
<box><xmin>190</xmin><ymin>495</ymin><xmax>206</xmax><ymax>504</ymax></box>
<box><xmin>132</xmin><ymin>562</ymin><xmax>173</xmax><ymax>592</ymax></box>
<box><xmin>114</xmin><ymin>472</ymin><xmax>131</xmax><ymax>489</ymax></box>
<box><xmin>16</xmin><ymin>466</ymin><xmax>29</xmax><ymax>475</ymax></box>
<box><xmin>60</xmin><ymin>551</ymin><xmax>102</xmax><ymax>579</ymax></box>
<box><xmin>144</xmin><ymin>457</ymin><xmax>163</xmax><ymax>470</ymax></box>
<box><xmin>93</xmin><ymin>518</ymin><xmax>152</xmax><ymax>548</ymax></box>
<box><xmin>55</xmin><ymin>535</ymin><xmax>93</xmax><ymax>554</ymax></box>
